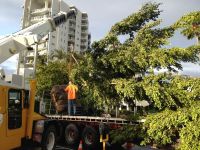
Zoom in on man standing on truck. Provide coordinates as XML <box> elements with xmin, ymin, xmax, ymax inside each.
<box><xmin>65</xmin><ymin>81</ymin><xmax>78</xmax><ymax>115</ymax></box>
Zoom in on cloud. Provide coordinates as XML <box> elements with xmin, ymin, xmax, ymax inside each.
<box><xmin>0</xmin><ymin>0</ymin><xmax>23</xmax><ymax>35</ymax></box>
<box><xmin>0</xmin><ymin>0</ymin><xmax>199</xmax><ymax>40</ymax></box>
<box><xmin>0</xmin><ymin>55</ymin><xmax>18</xmax><ymax>70</ymax></box>
<box><xmin>0</xmin><ymin>36</ymin><xmax>5</xmax><ymax>40</ymax></box>
<box><xmin>64</xmin><ymin>0</ymin><xmax>200</xmax><ymax>41</ymax></box>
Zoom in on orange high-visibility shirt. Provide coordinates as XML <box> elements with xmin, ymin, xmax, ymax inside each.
<box><xmin>65</xmin><ymin>84</ymin><xmax>78</xmax><ymax>100</ymax></box>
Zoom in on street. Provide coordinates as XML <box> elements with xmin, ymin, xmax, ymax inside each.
<box><xmin>32</xmin><ymin>144</ymin><xmax>155</xmax><ymax>150</ymax></box>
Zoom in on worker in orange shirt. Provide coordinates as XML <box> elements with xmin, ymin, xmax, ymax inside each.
<box><xmin>65</xmin><ymin>81</ymin><xmax>78</xmax><ymax>115</ymax></box>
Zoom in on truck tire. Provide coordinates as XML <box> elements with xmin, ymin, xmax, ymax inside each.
<box><xmin>41</xmin><ymin>126</ymin><xmax>57</xmax><ymax>150</ymax></box>
<box><xmin>64</xmin><ymin>123</ymin><xmax>80</xmax><ymax>145</ymax></box>
<box><xmin>82</xmin><ymin>126</ymin><xmax>99</xmax><ymax>150</ymax></box>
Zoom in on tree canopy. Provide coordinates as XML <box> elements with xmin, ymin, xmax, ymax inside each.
<box><xmin>174</xmin><ymin>11</ymin><xmax>200</xmax><ymax>44</ymax></box>
<box><xmin>36</xmin><ymin>2</ymin><xmax>200</xmax><ymax>148</ymax></box>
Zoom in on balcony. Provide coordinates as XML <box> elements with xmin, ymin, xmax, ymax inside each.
<box><xmin>82</xmin><ymin>13</ymin><xmax>88</xmax><ymax>18</ymax></box>
<box><xmin>81</xmin><ymin>38</ymin><xmax>87</xmax><ymax>42</ymax></box>
<box><xmin>81</xmin><ymin>23</ymin><xmax>88</xmax><ymax>27</ymax></box>
<box><xmin>81</xmin><ymin>42</ymin><xmax>87</xmax><ymax>46</ymax></box>
<box><xmin>81</xmin><ymin>20</ymin><xmax>88</xmax><ymax>24</ymax></box>
<box><xmin>80</xmin><ymin>45</ymin><xmax>87</xmax><ymax>50</ymax></box>
<box><xmin>69</xmin><ymin>19</ymin><xmax>76</xmax><ymax>24</ymax></box>
<box><xmin>38</xmin><ymin>49</ymin><xmax>47</xmax><ymax>56</ymax></box>
<box><xmin>38</xmin><ymin>46</ymin><xmax>48</xmax><ymax>52</ymax></box>
<box><xmin>69</xmin><ymin>26</ymin><xmax>76</xmax><ymax>30</ymax></box>
<box><xmin>25</xmin><ymin>59</ymin><xmax>34</xmax><ymax>68</ymax></box>
<box><xmin>68</xmin><ymin>17</ymin><xmax>76</xmax><ymax>20</ymax></box>
<box><xmin>31</xmin><ymin>15</ymin><xmax>47</xmax><ymax>23</ymax></box>
<box><xmin>68</xmin><ymin>41</ymin><xmax>75</xmax><ymax>46</ymax></box>
<box><xmin>69</xmin><ymin>23</ymin><xmax>76</xmax><ymax>29</ymax></box>
<box><xmin>81</xmin><ymin>26</ymin><xmax>88</xmax><ymax>30</ymax></box>
<box><xmin>26</xmin><ymin>52</ymin><xmax>34</xmax><ymax>58</ymax></box>
<box><xmin>81</xmin><ymin>30</ymin><xmax>88</xmax><ymax>36</ymax></box>
<box><xmin>31</xmin><ymin>8</ymin><xmax>50</xmax><ymax>16</ymax></box>
<box><xmin>82</xmin><ymin>16</ymin><xmax>88</xmax><ymax>20</ymax></box>
<box><xmin>82</xmin><ymin>29</ymin><xmax>88</xmax><ymax>33</ymax></box>
<box><xmin>68</xmin><ymin>37</ymin><xmax>75</xmax><ymax>42</ymax></box>
<box><xmin>68</xmin><ymin>30</ymin><xmax>75</xmax><ymax>36</ymax></box>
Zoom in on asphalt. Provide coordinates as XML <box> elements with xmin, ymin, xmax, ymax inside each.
<box><xmin>32</xmin><ymin>144</ymin><xmax>155</xmax><ymax>150</ymax></box>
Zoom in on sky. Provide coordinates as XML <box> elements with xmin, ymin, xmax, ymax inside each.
<box><xmin>0</xmin><ymin>0</ymin><xmax>200</xmax><ymax>76</ymax></box>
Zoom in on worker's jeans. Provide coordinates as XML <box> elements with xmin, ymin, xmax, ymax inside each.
<box><xmin>68</xmin><ymin>100</ymin><xmax>76</xmax><ymax>115</ymax></box>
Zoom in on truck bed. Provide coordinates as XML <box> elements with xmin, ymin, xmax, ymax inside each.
<box><xmin>46</xmin><ymin>114</ymin><xmax>137</xmax><ymax>125</ymax></box>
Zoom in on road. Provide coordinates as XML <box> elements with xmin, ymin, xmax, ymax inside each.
<box><xmin>53</xmin><ymin>146</ymin><xmax>153</xmax><ymax>150</ymax></box>
<box><xmin>31</xmin><ymin>139</ymin><xmax>155</xmax><ymax>150</ymax></box>
<box><xmin>33</xmin><ymin>146</ymin><xmax>74</xmax><ymax>150</ymax></box>
<box><xmin>33</xmin><ymin>144</ymin><xmax>155</xmax><ymax>150</ymax></box>
<box><xmin>54</xmin><ymin>145</ymin><xmax>73</xmax><ymax>150</ymax></box>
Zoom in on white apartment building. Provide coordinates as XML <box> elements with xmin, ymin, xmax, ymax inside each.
<box><xmin>22</xmin><ymin>0</ymin><xmax>90</xmax><ymax>55</ymax></box>
<box><xmin>18</xmin><ymin>0</ymin><xmax>90</xmax><ymax>88</ymax></box>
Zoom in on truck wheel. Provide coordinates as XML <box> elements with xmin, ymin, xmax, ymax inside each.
<box><xmin>65</xmin><ymin>123</ymin><xmax>79</xmax><ymax>145</ymax></box>
<box><xmin>42</xmin><ymin>126</ymin><xmax>57</xmax><ymax>150</ymax></box>
<box><xmin>82</xmin><ymin>126</ymin><xmax>99</xmax><ymax>150</ymax></box>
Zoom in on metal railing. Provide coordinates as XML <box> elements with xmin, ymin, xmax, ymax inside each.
<box><xmin>39</xmin><ymin>98</ymin><xmax>58</xmax><ymax>115</ymax></box>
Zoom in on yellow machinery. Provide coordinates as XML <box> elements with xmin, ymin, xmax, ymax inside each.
<box><xmin>0</xmin><ymin>80</ymin><xmax>44</xmax><ymax>150</ymax></box>
<box><xmin>0</xmin><ymin>9</ymin><xmax>77</xmax><ymax>150</ymax></box>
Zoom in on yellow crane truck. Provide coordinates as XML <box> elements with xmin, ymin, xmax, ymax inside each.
<box><xmin>0</xmin><ymin>9</ymin><xmax>78</xmax><ymax>150</ymax></box>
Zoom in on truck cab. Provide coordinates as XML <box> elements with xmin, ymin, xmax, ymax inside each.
<box><xmin>0</xmin><ymin>82</ymin><xmax>29</xmax><ymax>149</ymax></box>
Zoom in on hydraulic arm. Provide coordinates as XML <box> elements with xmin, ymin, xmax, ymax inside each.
<box><xmin>0</xmin><ymin>9</ymin><xmax>76</xmax><ymax>64</ymax></box>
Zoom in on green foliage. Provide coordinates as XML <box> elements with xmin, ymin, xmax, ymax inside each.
<box><xmin>110</xmin><ymin>124</ymin><xmax>144</xmax><ymax>144</ymax></box>
<box><xmin>35</xmin><ymin>2</ymin><xmax>200</xmax><ymax>148</ymax></box>
<box><xmin>110</xmin><ymin>2</ymin><xmax>161</xmax><ymax>38</ymax></box>
<box><xmin>112</xmin><ymin>73</ymin><xmax>200</xmax><ymax>110</ymax></box>
<box><xmin>179</xmin><ymin>119</ymin><xmax>200</xmax><ymax>150</ymax></box>
<box><xmin>36</xmin><ymin>61</ymin><xmax>68</xmax><ymax>95</ymax></box>
<box><xmin>49</xmin><ymin>49</ymin><xmax>68</xmax><ymax>61</ymax></box>
<box><xmin>87</xmin><ymin>2</ymin><xmax>200</xmax><ymax>148</ymax></box>
<box><xmin>142</xmin><ymin>74</ymin><xmax>200</xmax><ymax>109</ymax></box>
<box><xmin>174</xmin><ymin>11</ymin><xmax>200</xmax><ymax>40</ymax></box>
<box><xmin>143</xmin><ymin>101</ymin><xmax>200</xmax><ymax>147</ymax></box>
<box><xmin>71</xmin><ymin>53</ymin><xmax>117</xmax><ymax>112</ymax></box>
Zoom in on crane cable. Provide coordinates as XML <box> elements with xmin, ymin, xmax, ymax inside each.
<box><xmin>68</xmin><ymin>44</ymin><xmax>79</xmax><ymax>79</ymax></box>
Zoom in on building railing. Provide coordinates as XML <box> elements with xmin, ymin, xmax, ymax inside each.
<box><xmin>82</xmin><ymin>17</ymin><xmax>88</xmax><ymax>20</ymax></box>
<box><xmin>69</xmin><ymin>24</ymin><xmax>76</xmax><ymax>29</ymax></box>
<box><xmin>68</xmin><ymin>38</ymin><xmax>75</xmax><ymax>42</ymax></box>
<box><xmin>81</xmin><ymin>20</ymin><xmax>88</xmax><ymax>24</ymax></box>
<box><xmin>31</xmin><ymin>15</ymin><xmax>48</xmax><ymax>22</ymax></box>
<box><xmin>81</xmin><ymin>23</ymin><xmax>88</xmax><ymax>26</ymax></box>
<box><xmin>81</xmin><ymin>26</ymin><xmax>88</xmax><ymax>30</ymax></box>
<box><xmin>81</xmin><ymin>30</ymin><xmax>88</xmax><ymax>33</ymax></box>
<box><xmin>82</xmin><ymin>13</ymin><xmax>88</xmax><ymax>18</ymax></box>
<box><xmin>81</xmin><ymin>42</ymin><xmax>87</xmax><ymax>45</ymax></box>
<box><xmin>68</xmin><ymin>30</ymin><xmax>75</xmax><ymax>35</ymax></box>
<box><xmin>31</xmin><ymin>8</ymin><xmax>50</xmax><ymax>14</ymax></box>
<box><xmin>81</xmin><ymin>38</ymin><xmax>87</xmax><ymax>42</ymax></box>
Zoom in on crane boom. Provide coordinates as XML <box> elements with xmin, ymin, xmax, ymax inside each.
<box><xmin>0</xmin><ymin>9</ymin><xmax>76</xmax><ymax>64</ymax></box>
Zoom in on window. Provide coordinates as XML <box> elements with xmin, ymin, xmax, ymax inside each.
<box><xmin>8</xmin><ymin>89</ymin><xmax>22</xmax><ymax>129</ymax></box>
<box><xmin>24</xmin><ymin>90</ymin><xmax>29</xmax><ymax>108</ymax></box>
